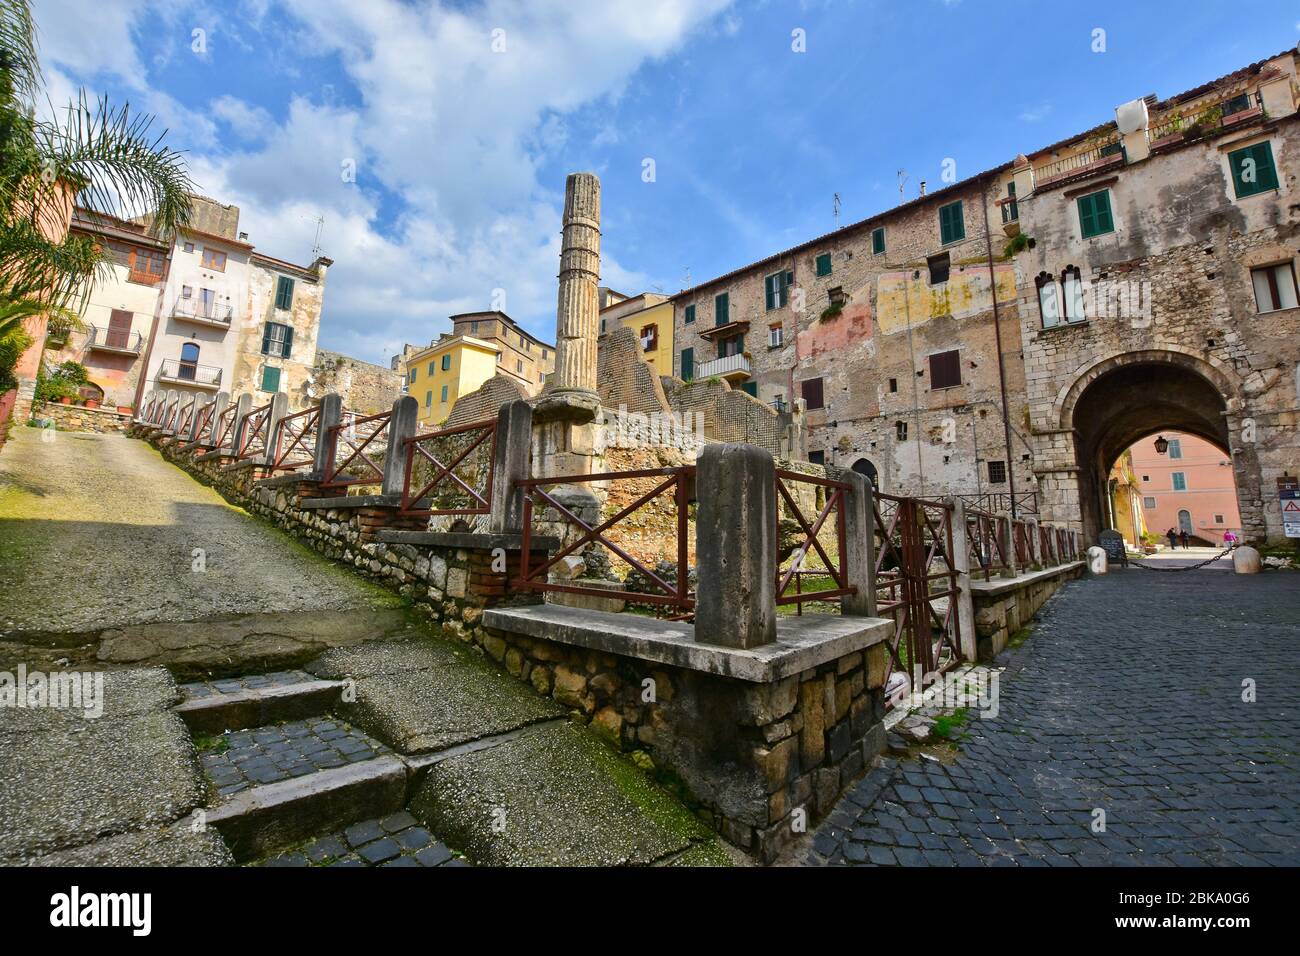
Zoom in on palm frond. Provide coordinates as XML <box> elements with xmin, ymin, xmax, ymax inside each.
<box><xmin>0</xmin><ymin>294</ymin><xmax>76</xmax><ymax>340</ymax></box>
<box><xmin>0</xmin><ymin>219</ymin><xmax>111</xmax><ymax>313</ymax></box>
<box><xmin>0</xmin><ymin>0</ymin><xmax>40</xmax><ymax>106</ymax></box>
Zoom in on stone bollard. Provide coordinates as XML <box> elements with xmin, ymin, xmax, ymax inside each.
<box><xmin>1232</xmin><ymin>546</ymin><xmax>1261</xmax><ymax>574</ymax></box>
<box><xmin>1087</xmin><ymin>545</ymin><xmax>1108</xmax><ymax>575</ymax></box>
<box><xmin>695</xmin><ymin>443</ymin><xmax>776</xmax><ymax>649</ymax></box>
<box><xmin>837</xmin><ymin>468</ymin><xmax>877</xmax><ymax>617</ymax></box>
<box><xmin>203</xmin><ymin>392</ymin><xmax>229</xmax><ymax>447</ymax></box>
<box><xmin>381</xmin><ymin>395</ymin><xmax>419</xmax><ymax>499</ymax></box>
<box><xmin>312</xmin><ymin>393</ymin><xmax>342</xmax><ymax>480</ymax></box>
<box><xmin>226</xmin><ymin>394</ymin><xmax>253</xmax><ymax>455</ymax></box>
<box><xmin>489</xmin><ymin>400</ymin><xmax>534</xmax><ymax>535</ymax></box>
<box><xmin>261</xmin><ymin>391</ymin><xmax>290</xmax><ymax>468</ymax></box>
<box><xmin>947</xmin><ymin>497</ymin><xmax>977</xmax><ymax>662</ymax></box>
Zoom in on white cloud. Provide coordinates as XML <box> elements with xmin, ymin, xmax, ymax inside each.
<box><xmin>1019</xmin><ymin>103</ymin><xmax>1052</xmax><ymax>123</ymax></box>
<box><xmin>35</xmin><ymin>0</ymin><xmax>732</xmax><ymax>362</ymax></box>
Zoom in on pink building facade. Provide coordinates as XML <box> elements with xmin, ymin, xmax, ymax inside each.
<box><xmin>1129</xmin><ymin>432</ymin><xmax>1242</xmax><ymax>545</ymax></box>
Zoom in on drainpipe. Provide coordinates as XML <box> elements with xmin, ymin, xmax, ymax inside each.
<box><xmin>979</xmin><ymin>173</ymin><xmax>1019</xmax><ymax>519</ymax></box>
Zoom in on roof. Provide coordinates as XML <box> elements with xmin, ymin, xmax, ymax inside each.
<box><xmin>450</xmin><ymin>310</ymin><xmax>555</xmax><ymax>349</ymax></box>
<box><xmin>404</xmin><ymin>334</ymin><xmax>500</xmax><ymax>362</ymax></box>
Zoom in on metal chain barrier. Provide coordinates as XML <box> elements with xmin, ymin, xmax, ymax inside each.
<box><xmin>1126</xmin><ymin>546</ymin><xmax>1236</xmax><ymax>572</ymax></box>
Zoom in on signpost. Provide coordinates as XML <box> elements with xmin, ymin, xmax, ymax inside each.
<box><xmin>1279</xmin><ymin>477</ymin><xmax>1300</xmax><ymax>539</ymax></box>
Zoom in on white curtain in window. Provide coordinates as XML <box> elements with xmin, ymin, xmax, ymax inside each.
<box><xmin>1062</xmin><ymin>270</ymin><xmax>1086</xmax><ymax>324</ymax></box>
<box><xmin>1038</xmin><ymin>280</ymin><xmax>1061</xmax><ymax>328</ymax></box>
<box><xmin>1252</xmin><ymin>264</ymin><xmax>1298</xmax><ymax>312</ymax></box>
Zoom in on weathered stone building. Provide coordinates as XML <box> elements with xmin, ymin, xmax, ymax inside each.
<box><xmin>312</xmin><ymin>349</ymin><xmax>403</xmax><ymax>416</ymax></box>
<box><xmin>672</xmin><ymin>45</ymin><xmax>1300</xmax><ymax>545</ymax></box>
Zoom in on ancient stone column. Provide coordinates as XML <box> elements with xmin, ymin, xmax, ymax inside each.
<box><xmin>536</xmin><ymin>172</ymin><xmax>602</xmax><ymax>425</ymax></box>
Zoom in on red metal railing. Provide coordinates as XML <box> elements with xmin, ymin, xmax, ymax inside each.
<box><xmin>269</xmin><ymin>405</ymin><xmax>321</xmax><ymax>473</ymax></box>
<box><xmin>209</xmin><ymin>402</ymin><xmax>238</xmax><ymax>452</ymax></box>
<box><xmin>189</xmin><ymin>399</ymin><xmax>216</xmax><ymax>445</ymax></box>
<box><xmin>774</xmin><ymin>469</ymin><xmax>856</xmax><ymax>609</ymax></box>
<box><xmin>1039</xmin><ymin>524</ymin><xmax>1057</xmax><ymax>565</ymax></box>
<box><xmin>399</xmin><ymin>417</ymin><xmax>497</xmax><ymax>516</ymax></box>
<box><xmin>160</xmin><ymin>396</ymin><xmax>180</xmax><ymax>432</ymax></box>
<box><xmin>235</xmin><ymin>402</ymin><xmax>272</xmax><ymax>461</ymax></box>
<box><xmin>965</xmin><ymin>507</ymin><xmax>1009</xmax><ymax>581</ymax></box>
<box><xmin>515</xmin><ymin>466</ymin><xmax>695</xmax><ymax>615</ymax></box>
<box><xmin>873</xmin><ymin>492</ymin><xmax>963</xmax><ymax>704</ymax></box>
<box><xmin>322</xmin><ymin>409</ymin><xmax>391</xmax><ymax>488</ymax></box>
<box><xmin>1012</xmin><ymin>518</ymin><xmax>1032</xmax><ymax>567</ymax></box>
<box><xmin>174</xmin><ymin>397</ymin><xmax>196</xmax><ymax>438</ymax></box>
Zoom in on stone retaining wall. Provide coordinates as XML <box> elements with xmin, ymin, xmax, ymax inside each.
<box><xmin>972</xmin><ymin>563</ymin><xmax>1086</xmax><ymax>659</ymax></box>
<box><xmin>34</xmin><ymin>401</ymin><xmax>134</xmax><ymax>433</ymax></box>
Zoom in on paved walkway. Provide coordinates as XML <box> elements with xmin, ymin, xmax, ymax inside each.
<box><xmin>809</xmin><ymin>567</ymin><xmax>1300</xmax><ymax>866</ymax></box>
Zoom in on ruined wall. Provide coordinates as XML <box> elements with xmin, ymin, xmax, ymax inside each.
<box><xmin>444</xmin><ymin>374</ymin><xmax>527</xmax><ymax>427</ymax></box>
<box><xmin>595</xmin><ymin>326</ymin><xmax>671</xmax><ymax>417</ymax></box>
<box><xmin>313</xmin><ymin>349</ymin><xmax>403</xmax><ymax>416</ymax></box>
<box><xmin>661</xmin><ymin>377</ymin><xmax>793</xmax><ymax>455</ymax></box>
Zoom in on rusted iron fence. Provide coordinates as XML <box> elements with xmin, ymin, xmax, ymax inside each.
<box><xmin>322</xmin><ymin>409</ymin><xmax>391</xmax><ymax>488</ymax></box>
<box><xmin>874</xmin><ymin>492</ymin><xmax>963</xmax><ymax>703</ymax></box>
<box><xmin>1012</xmin><ymin>517</ymin><xmax>1032</xmax><ymax>567</ymax></box>
<box><xmin>234</xmin><ymin>402</ymin><xmax>272</xmax><ymax>462</ymax></box>
<box><xmin>775</xmin><ymin>468</ymin><xmax>855</xmax><ymax>611</ymax></box>
<box><xmin>515</xmin><ymin>466</ymin><xmax>695</xmax><ymax>617</ymax></box>
<box><xmin>965</xmin><ymin>507</ymin><xmax>1009</xmax><ymax>581</ymax></box>
<box><xmin>269</xmin><ymin>405</ymin><xmax>321</xmax><ymax>473</ymax></box>
<box><xmin>400</xmin><ymin>417</ymin><xmax>497</xmax><ymax>516</ymax></box>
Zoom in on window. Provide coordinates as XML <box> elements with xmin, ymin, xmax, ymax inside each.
<box><xmin>801</xmin><ymin>377</ymin><xmax>825</xmax><ymax>411</ymax></box>
<box><xmin>525</xmin><ymin>339</ymin><xmax>532</xmax><ymax>352</ymax></box>
<box><xmin>471</xmin><ymin>321</ymin><xmax>479</xmax><ymax>335</ymax></box>
<box><xmin>768</xmin><ymin>323</ymin><xmax>783</xmax><ymax>348</ymax></box>
<box><xmin>1172</xmin><ymin>472</ymin><xmax>1187</xmax><ymax>491</ymax></box>
<box><xmin>1062</xmin><ymin>266</ymin><xmax>1086</xmax><ymax>324</ymax></box>
<box><xmin>106</xmin><ymin>309</ymin><xmax>132</xmax><ymax>348</ymax></box>
<box><xmin>201</xmin><ymin>248</ymin><xmax>227</xmax><ymax>272</ymax></box>
<box><xmin>1142</xmin><ymin>475</ymin><xmax>1150</xmax><ymax>482</ymax></box>
<box><xmin>261</xmin><ymin>321</ymin><xmax>294</xmax><ymax>358</ymax></box>
<box><xmin>260</xmin><ymin>365</ymin><xmax>281</xmax><ymax>393</ymax></box>
<box><xmin>927</xmin><ymin>253</ymin><xmax>950</xmax><ymax>285</ymax></box>
<box><xmin>872</xmin><ymin>227</ymin><xmax>886</xmax><ymax>256</ymax></box>
<box><xmin>718</xmin><ymin>334</ymin><xmax>744</xmax><ymax>358</ymax></box>
<box><xmin>1250</xmin><ymin>262</ymin><xmax>1299</xmax><ymax>313</ymax></box>
<box><xmin>441</xmin><ymin>354</ymin><xmax>451</xmax><ymax>371</ymax></box>
<box><xmin>1143</xmin><ymin>497</ymin><xmax>1157</xmax><ymax>509</ymax></box>
<box><xmin>815</xmin><ymin>253</ymin><xmax>832</xmax><ymax>277</ymax></box>
<box><xmin>183</xmin><ymin>242</ymin><xmax>195</xmax><ymax>253</ymax></box>
<box><xmin>888</xmin><ymin>378</ymin><xmax>897</xmax><ymax>393</ymax></box>
<box><xmin>808</xmin><ymin>450</ymin><xmax>825</xmax><ymax>466</ymax></box>
<box><xmin>1223</xmin><ymin>93</ymin><xmax>1253</xmax><ymax>117</ymax></box>
<box><xmin>538</xmin><ymin>372</ymin><xmax>544</xmax><ymax>383</ymax></box>
<box><xmin>425</xmin><ymin>390</ymin><xmax>432</xmax><ymax>408</ymax></box>
<box><xmin>714</xmin><ymin>292</ymin><xmax>730</xmax><ymax>326</ymax></box>
<box><xmin>600</xmin><ymin>319</ymin><xmax>607</xmax><ymax>334</ymax></box>
<box><xmin>128</xmin><ymin>247</ymin><xmax>165</xmax><ymax>282</ymax></box>
<box><xmin>181</xmin><ymin>285</ymin><xmax>192</xmax><ymax>298</ymax></box>
<box><xmin>1214</xmin><ymin>513</ymin><xmax>1225</xmax><ymax>524</ymax></box>
<box><xmin>1167</xmin><ymin>438</ymin><xmax>1182</xmax><ymax>459</ymax></box>
<box><xmin>409</xmin><ymin>368</ymin><xmax>417</xmax><ymax>383</ymax></box>
<box><xmin>541</xmin><ymin>349</ymin><xmax>548</xmax><ymax>360</ymax></box>
<box><xmin>1077</xmin><ymin>189</ymin><xmax>1114</xmax><ymax>239</ymax></box>
<box><xmin>939</xmin><ymin>200</ymin><xmax>965</xmax><ymax>244</ymax></box>
<box><xmin>1037</xmin><ymin>272</ymin><xmax>1062</xmax><ymax>328</ymax></box>
<box><xmin>640</xmin><ymin>324</ymin><xmax>658</xmax><ymax>351</ymax></box>
<box><xmin>741</xmin><ymin>381</ymin><xmax>758</xmax><ymax>397</ymax></box>
<box><xmin>516</xmin><ymin>359</ymin><xmax>524</xmax><ymax>373</ymax></box>
<box><xmin>274</xmin><ymin>276</ymin><xmax>295</xmax><ymax>310</ymax></box>
<box><xmin>764</xmin><ymin>271</ymin><xmax>792</xmax><ymax>310</ymax></box>
<box><xmin>428</xmin><ymin>361</ymin><xmax>436</xmax><ymax>375</ymax></box>
<box><xmin>928</xmin><ymin>349</ymin><xmax>961</xmax><ymax>389</ymax></box>
<box><xmin>988</xmin><ymin>460</ymin><xmax>1007</xmax><ymax>485</ymax></box>
<box><xmin>684</xmin><ymin>304</ymin><xmax>695</xmax><ymax>325</ymax></box>
<box><xmin>180</xmin><ymin>342</ymin><xmax>200</xmax><ymax>366</ymax></box>
<box><xmin>896</xmin><ymin>421</ymin><xmax>908</xmax><ymax>441</ymax></box>
<box><xmin>1228</xmin><ymin>141</ymin><xmax>1279</xmax><ymax>198</ymax></box>
<box><xmin>680</xmin><ymin>347</ymin><xmax>694</xmax><ymax>381</ymax></box>
<box><xmin>828</xmin><ymin>286</ymin><xmax>847</xmax><ymax>307</ymax></box>
<box><xmin>441</xmin><ymin>385</ymin><xmax>449</xmax><ymax>403</ymax></box>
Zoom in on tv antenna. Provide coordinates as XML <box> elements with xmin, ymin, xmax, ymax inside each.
<box><xmin>306</xmin><ymin>215</ymin><xmax>325</xmax><ymax>258</ymax></box>
<box><xmin>833</xmin><ymin>192</ymin><xmax>841</xmax><ymax>227</ymax></box>
<box><xmin>897</xmin><ymin>169</ymin><xmax>908</xmax><ymax>200</ymax></box>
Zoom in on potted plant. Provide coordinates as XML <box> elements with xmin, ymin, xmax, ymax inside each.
<box><xmin>84</xmin><ymin>397</ymin><xmax>100</xmax><ymax>409</ymax></box>
<box><xmin>117</xmin><ymin>404</ymin><xmax>133</xmax><ymax>415</ymax></box>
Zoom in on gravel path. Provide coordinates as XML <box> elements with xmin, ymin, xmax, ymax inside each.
<box><xmin>0</xmin><ymin>426</ymin><xmax>390</xmax><ymax>638</ymax></box>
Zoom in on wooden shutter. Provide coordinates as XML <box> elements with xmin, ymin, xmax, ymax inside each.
<box><xmin>107</xmin><ymin>309</ymin><xmax>132</xmax><ymax>349</ymax></box>
<box><xmin>680</xmin><ymin>347</ymin><xmax>694</xmax><ymax>381</ymax></box>
<box><xmin>261</xmin><ymin>324</ymin><xmax>273</xmax><ymax>355</ymax></box>
<box><xmin>275</xmin><ymin>276</ymin><xmax>294</xmax><ymax>310</ymax></box>
<box><xmin>281</xmin><ymin>325</ymin><xmax>294</xmax><ymax>358</ymax></box>
<box><xmin>261</xmin><ymin>366</ymin><xmax>281</xmax><ymax>393</ymax></box>
<box><xmin>765</xmin><ymin>275</ymin><xmax>776</xmax><ymax>311</ymax></box>
<box><xmin>684</xmin><ymin>305</ymin><xmax>695</xmax><ymax>324</ymax></box>
<box><xmin>1231</xmin><ymin>143</ymin><xmax>1279</xmax><ymax>196</ymax></box>
<box><xmin>801</xmin><ymin>377</ymin><xmax>824</xmax><ymax>410</ymax></box>
<box><xmin>929</xmin><ymin>349</ymin><xmax>961</xmax><ymax>388</ymax></box>
<box><xmin>816</xmin><ymin>254</ymin><xmax>832</xmax><ymax>277</ymax></box>
<box><xmin>872</xmin><ymin>228</ymin><xmax>885</xmax><ymax>254</ymax></box>
<box><xmin>715</xmin><ymin>292</ymin><xmax>729</xmax><ymax>326</ymax></box>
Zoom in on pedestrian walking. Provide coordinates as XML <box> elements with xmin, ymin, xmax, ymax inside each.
<box><xmin>1224</xmin><ymin>529</ymin><xmax>1237</xmax><ymax>548</ymax></box>
<box><xmin>1166</xmin><ymin>528</ymin><xmax>1177</xmax><ymax>550</ymax></box>
<box><xmin>1179</xmin><ymin>529</ymin><xmax>1189</xmax><ymax>549</ymax></box>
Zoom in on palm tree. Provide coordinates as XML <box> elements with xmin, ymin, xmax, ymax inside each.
<box><xmin>0</xmin><ymin>0</ymin><xmax>194</xmax><ymax>326</ymax></box>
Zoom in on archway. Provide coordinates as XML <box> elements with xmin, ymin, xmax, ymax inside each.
<box><xmin>851</xmin><ymin>457</ymin><xmax>878</xmax><ymax>488</ymax></box>
<box><xmin>1062</xmin><ymin>353</ymin><xmax>1235</xmax><ymax>543</ymax></box>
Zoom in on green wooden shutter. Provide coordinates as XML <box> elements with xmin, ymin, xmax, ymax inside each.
<box><xmin>684</xmin><ymin>305</ymin><xmax>695</xmax><ymax>324</ymax></box>
<box><xmin>1078</xmin><ymin>191</ymin><xmax>1114</xmax><ymax>238</ymax></box>
<box><xmin>741</xmin><ymin>381</ymin><xmax>757</xmax><ymax>397</ymax></box>
<box><xmin>715</xmin><ymin>292</ymin><xmax>729</xmax><ymax>326</ymax></box>
<box><xmin>1078</xmin><ymin>194</ymin><xmax>1098</xmax><ymax>237</ymax></box>
<box><xmin>680</xmin><ymin>348</ymin><xmax>694</xmax><ymax>381</ymax></box>
<box><xmin>275</xmin><ymin>276</ymin><xmax>294</xmax><ymax>310</ymax></box>
<box><xmin>872</xmin><ymin>228</ymin><xmax>885</xmax><ymax>255</ymax></box>
<box><xmin>281</xmin><ymin>325</ymin><xmax>294</xmax><ymax>358</ymax></box>
<box><xmin>1230</xmin><ymin>142</ymin><xmax>1278</xmax><ymax>197</ymax></box>
<box><xmin>261</xmin><ymin>324</ymin><xmax>273</xmax><ymax>355</ymax></box>
<box><xmin>815</xmin><ymin>253</ymin><xmax>832</xmax><ymax>277</ymax></box>
<box><xmin>940</xmin><ymin>202</ymin><xmax>965</xmax><ymax>243</ymax></box>
<box><xmin>261</xmin><ymin>365</ymin><xmax>281</xmax><ymax>393</ymax></box>
<box><xmin>764</xmin><ymin>275</ymin><xmax>776</xmax><ymax>311</ymax></box>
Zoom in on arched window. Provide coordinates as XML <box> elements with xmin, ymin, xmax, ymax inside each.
<box><xmin>1178</xmin><ymin>510</ymin><xmax>1193</xmax><ymax>534</ymax></box>
<box><xmin>852</xmin><ymin>458</ymin><xmax>879</xmax><ymax>488</ymax></box>
<box><xmin>1062</xmin><ymin>265</ymin><xmax>1086</xmax><ymax>324</ymax></box>
<box><xmin>178</xmin><ymin>342</ymin><xmax>199</xmax><ymax>381</ymax></box>
<box><xmin>1036</xmin><ymin>272</ymin><xmax>1060</xmax><ymax>328</ymax></box>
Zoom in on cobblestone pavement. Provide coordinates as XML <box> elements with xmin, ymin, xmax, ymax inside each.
<box><xmin>808</xmin><ymin>569</ymin><xmax>1300</xmax><ymax>866</ymax></box>
<box><xmin>181</xmin><ymin>670</ymin><xmax>317</xmax><ymax>700</ymax></box>
<box><xmin>200</xmin><ymin>719</ymin><xmax>391</xmax><ymax>797</ymax></box>
<box><xmin>259</xmin><ymin>812</ymin><xmax>469</xmax><ymax>867</ymax></box>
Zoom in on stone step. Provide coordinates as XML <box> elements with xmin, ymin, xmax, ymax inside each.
<box><xmin>175</xmin><ymin>670</ymin><xmax>346</xmax><ymax>736</ymax></box>
<box><xmin>190</xmin><ymin>717</ymin><xmax>406</xmax><ymax>863</ymax></box>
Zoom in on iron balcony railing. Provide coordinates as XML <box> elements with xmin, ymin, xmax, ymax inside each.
<box><xmin>159</xmin><ymin>359</ymin><xmax>222</xmax><ymax>386</ymax></box>
<box><xmin>1034</xmin><ymin>138</ymin><xmax>1125</xmax><ymax>185</ymax></box>
<box><xmin>173</xmin><ymin>297</ymin><xmax>233</xmax><ymax>325</ymax></box>
<box><xmin>1000</xmin><ymin>198</ymin><xmax>1019</xmax><ymax>223</ymax></box>
<box><xmin>695</xmin><ymin>352</ymin><xmax>750</xmax><ymax>379</ymax></box>
<box><xmin>85</xmin><ymin>325</ymin><xmax>143</xmax><ymax>354</ymax></box>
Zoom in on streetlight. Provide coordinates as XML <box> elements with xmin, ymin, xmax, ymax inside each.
<box><xmin>1153</xmin><ymin>435</ymin><xmax>1170</xmax><ymax>455</ymax></box>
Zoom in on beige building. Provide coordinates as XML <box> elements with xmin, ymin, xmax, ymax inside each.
<box><xmin>448</xmin><ymin>311</ymin><xmax>554</xmax><ymax>394</ymax></box>
<box><xmin>599</xmin><ymin>290</ymin><xmax>674</xmax><ymax>377</ymax></box>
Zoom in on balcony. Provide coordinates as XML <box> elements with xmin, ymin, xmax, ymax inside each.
<box><xmin>696</xmin><ymin>352</ymin><xmax>751</xmax><ymax>382</ymax></box>
<box><xmin>85</xmin><ymin>325</ymin><xmax>142</xmax><ymax>356</ymax></box>
<box><xmin>159</xmin><ymin>359</ymin><xmax>222</xmax><ymax>389</ymax></box>
<box><xmin>1033</xmin><ymin>138</ymin><xmax>1125</xmax><ymax>188</ymax></box>
<box><xmin>172</xmin><ymin>297</ymin><xmax>233</xmax><ymax>329</ymax></box>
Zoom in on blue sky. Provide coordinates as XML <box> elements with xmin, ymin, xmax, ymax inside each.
<box><xmin>34</xmin><ymin>0</ymin><xmax>1300</xmax><ymax>364</ymax></box>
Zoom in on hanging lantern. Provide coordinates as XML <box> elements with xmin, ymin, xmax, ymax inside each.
<box><xmin>1153</xmin><ymin>435</ymin><xmax>1170</xmax><ymax>455</ymax></box>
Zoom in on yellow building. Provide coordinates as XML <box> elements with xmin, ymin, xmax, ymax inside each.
<box><xmin>404</xmin><ymin>334</ymin><xmax>501</xmax><ymax>426</ymax></box>
<box><xmin>598</xmin><ymin>291</ymin><xmax>674</xmax><ymax>377</ymax></box>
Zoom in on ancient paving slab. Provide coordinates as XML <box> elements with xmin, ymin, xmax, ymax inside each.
<box><xmin>306</xmin><ymin>638</ymin><xmax>564</xmax><ymax>754</ymax></box>
<box><xmin>181</xmin><ymin>670</ymin><xmax>318</xmax><ymax>699</ymax></box>
<box><xmin>0</xmin><ymin>668</ymin><xmax>207</xmax><ymax>862</ymax></box>
<box><xmin>0</xmin><ymin>666</ymin><xmax>178</xmax><ymax>736</ymax></box>
<box><xmin>200</xmin><ymin>719</ymin><xmax>392</xmax><ymax>798</ymax></box>
<box><xmin>0</xmin><ymin>427</ymin><xmax>399</xmax><ymax>644</ymax></box>
<box><xmin>257</xmin><ymin>812</ymin><xmax>468</xmax><ymax>868</ymax></box>
<box><xmin>408</xmin><ymin>720</ymin><xmax>726</xmax><ymax>866</ymax></box>
<box><xmin>19</xmin><ymin>824</ymin><xmax>233</xmax><ymax>867</ymax></box>
<box><xmin>807</xmin><ymin>570</ymin><xmax>1300</xmax><ymax>867</ymax></box>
